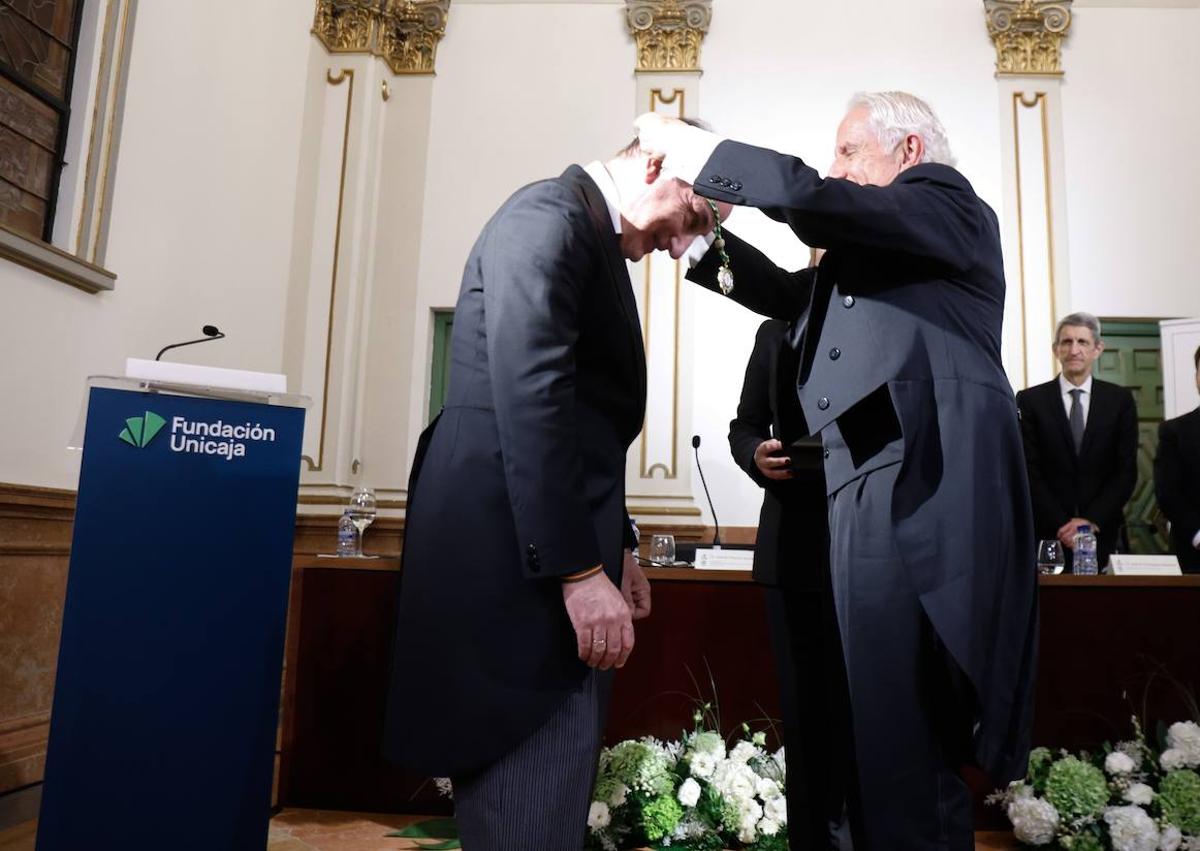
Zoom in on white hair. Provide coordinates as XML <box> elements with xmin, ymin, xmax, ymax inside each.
<box><xmin>849</xmin><ymin>91</ymin><xmax>956</xmax><ymax>168</ymax></box>
<box><xmin>1056</xmin><ymin>312</ymin><xmax>1102</xmax><ymax>344</ymax></box>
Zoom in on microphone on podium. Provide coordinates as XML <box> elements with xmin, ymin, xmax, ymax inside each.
<box><xmin>155</xmin><ymin>325</ymin><xmax>226</xmax><ymax>361</ymax></box>
<box><xmin>692</xmin><ymin>434</ymin><xmax>722</xmax><ymax>548</ymax></box>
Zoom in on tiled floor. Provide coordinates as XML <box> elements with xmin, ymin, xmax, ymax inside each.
<box><xmin>0</xmin><ymin>811</ymin><xmax>1021</xmax><ymax>850</ymax></box>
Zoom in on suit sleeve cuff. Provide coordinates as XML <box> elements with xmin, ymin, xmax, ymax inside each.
<box><xmin>663</xmin><ymin>126</ymin><xmax>725</xmax><ymax>185</ymax></box>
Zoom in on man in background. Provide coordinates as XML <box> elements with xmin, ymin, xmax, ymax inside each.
<box><xmin>1155</xmin><ymin>345</ymin><xmax>1200</xmax><ymax>573</ymax></box>
<box><xmin>1016</xmin><ymin>313</ymin><xmax>1138</xmax><ymax>570</ymax></box>
<box><xmin>384</xmin><ymin>134</ymin><xmax>724</xmax><ymax>849</ymax></box>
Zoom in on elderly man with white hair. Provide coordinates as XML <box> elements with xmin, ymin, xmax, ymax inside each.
<box><xmin>637</xmin><ymin>92</ymin><xmax>1038</xmax><ymax>849</ymax></box>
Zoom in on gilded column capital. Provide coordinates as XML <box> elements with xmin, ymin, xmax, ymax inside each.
<box><xmin>985</xmin><ymin>0</ymin><xmax>1072</xmax><ymax>76</ymax></box>
<box><xmin>313</xmin><ymin>0</ymin><xmax>450</xmax><ymax>75</ymax></box>
<box><xmin>625</xmin><ymin>0</ymin><xmax>712</xmax><ymax>73</ymax></box>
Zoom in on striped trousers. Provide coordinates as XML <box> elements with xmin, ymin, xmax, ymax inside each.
<box><xmin>452</xmin><ymin>669</ymin><xmax>612</xmax><ymax>850</ymax></box>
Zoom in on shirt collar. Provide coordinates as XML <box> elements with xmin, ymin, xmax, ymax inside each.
<box><xmin>582</xmin><ymin>161</ymin><xmax>622</xmax><ymax>234</ymax></box>
<box><xmin>1059</xmin><ymin>373</ymin><xmax>1093</xmax><ymax>396</ymax></box>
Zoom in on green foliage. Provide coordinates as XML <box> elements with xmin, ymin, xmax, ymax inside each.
<box><xmin>747</xmin><ymin>832</ymin><xmax>789</xmax><ymax>851</ymax></box>
<box><xmin>1044</xmin><ymin>756</ymin><xmax>1109</xmax><ymax>820</ymax></box>
<box><xmin>1058</xmin><ymin>830</ymin><xmax>1104</xmax><ymax>851</ymax></box>
<box><xmin>1159</xmin><ymin>769</ymin><xmax>1200</xmax><ymax>834</ymax></box>
<box><xmin>1027</xmin><ymin>747</ymin><xmax>1054</xmax><ymax>795</ymax></box>
<box><xmin>641</xmin><ymin>795</ymin><xmax>684</xmax><ymax>841</ymax></box>
<box><xmin>385</xmin><ymin>818</ymin><xmax>460</xmax><ymax>849</ymax></box>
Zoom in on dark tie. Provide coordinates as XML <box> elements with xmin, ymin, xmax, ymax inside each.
<box><xmin>1069</xmin><ymin>388</ymin><xmax>1085</xmax><ymax>453</ymax></box>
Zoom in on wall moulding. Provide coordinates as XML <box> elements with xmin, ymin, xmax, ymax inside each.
<box><xmin>312</xmin><ymin>0</ymin><xmax>451</xmax><ymax>75</ymax></box>
<box><xmin>984</xmin><ymin>0</ymin><xmax>1073</xmax><ymax>76</ymax></box>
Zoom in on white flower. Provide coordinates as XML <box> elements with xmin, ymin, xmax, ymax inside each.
<box><xmin>752</xmin><ymin>731</ymin><xmax>767</xmax><ymax>747</ymax></box>
<box><xmin>1117</xmin><ymin>741</ymin><xmax>1146</xmax><ymax>771</ymax></box>
<box><xmin>755</xmin><ymin>777</ymin><xmax>781</xmax><ymax>801</ymax></box>
<box><xmin>763</xmin><ymin>795</ymin><xmax>788</xmax><ymax>824</ymax></box>
<box><xmin>1104</xmin><ymin>805</ymin><xmax>1160</xmax><ymax>851</ymax></box>
<box><xmin>1161</xmin><ymin>825</ymin><xmax>1183</xmax><ymax>851</ymax></box>
<box><xmin>587</xmin><ymin>801</ymin><xmax>611</xmax><ymax>831</ymax></box>
<box><xmin>1161</xmin><ymin>748</ymin><xmax>1189</xmax><ymax>771</ymax></box>
<box><xmin>736</xmin><ymin>798</ymin><xmax>763</xmax><ymax>843</ymax></box>
<box><xmin>608</xmin><ymin>782</ymin><xmax>628</xmax><ymax>807</ymax></box>
<box><xmin>712</xmin><ymin>760</ymin><xmax>757</xmax><ymax>803</ymax></box>
<box><xmin>1124</xmin><ymin>783</ymin><xmax>1155</xmax><ymax>806</ymax></box>
<box><xmin>1166</xmin><ymin>721</ymin><xmax>1200</xmax><ymax>766</ymax></box>
<box><xmin>757</xmin><ymin>816</ymin><xmax>781</xmax><ymax>836</ymax></box>
<box><xmin>678</xmin><ymin>777</ymin><xmax>701</xmax><ymax>808</ymax></box>
<box><xmin>729</xmin><ymin>741</ymin><xmax>759</xmax><ymax>765</ymax></box>
<box><xmin>689</xmin><ymin>751</ymin><xmax>717</xmax><ymax>780</ymax></box>
<box><xmin>1107</xmin><ymin>751</ymin><xmax>1138</xmax><ymax>775</ymax></box>
<box><xmin>772</xmin><ymin>746</ymin><xmax>786</xmax><ymax>776</ymax></box>
<box><xmin>433</xmin><ymin>777</ymin><xmax>453</xmax><ymax>797</ymax></box>
<box><xmin>1007</xmin><ymin>796</ymin><xmax>1059</xmax><ymax>846</ymax></box>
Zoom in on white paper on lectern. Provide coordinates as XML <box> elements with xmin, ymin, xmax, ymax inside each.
<box><xmin>1109</xmin><ymin>554</ymin><xmax>1182</xmax><ymax>576</ymax></box>
<box><xmin>124</xmin><ymin>358</ymin><xmax>286</xmax><ymax>394</ymax></box>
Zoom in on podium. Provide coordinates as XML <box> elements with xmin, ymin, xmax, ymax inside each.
<box><xmin>37</xmin><ymin>376</ymin><xmax>308</xmax><ymax>850</ymax></box>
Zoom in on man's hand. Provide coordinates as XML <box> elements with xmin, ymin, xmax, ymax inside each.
<box><xmin>754</xmin><ymin>439</ymin><xmax>794</xmax><ymax>481</ymax></box>
<box><xmin>1057</xmin><ymin>517</ymin><xmax>1099</xmax><ymax>549</ymax></box>
<box><xmin>633</xmin><ymin>112</ymin><xmax>687</xmax><ymax>160</ymax></box>
<box><xmin>562</xmin><ymin>571</ymin><xmax>635</xmax><ymax>670</ymax></box>
<box><xmin>621</xmin><ymin>549</ymin><xmax>652</xmax><ymax>621</ymax></box>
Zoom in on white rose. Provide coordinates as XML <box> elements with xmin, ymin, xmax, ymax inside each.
<box><xmin>689</xmin><ymin>751</ymin><xmax>717</xmax><ymax>780</ymax></box>
<box><xmin>755</xmin><ymin>777</ymin><xmax>781</xmax><ymax>801</ymax></box>
<box><xmin>587</xmin><ymin>801</ymin><xmax>610</xmax><ymax>831</ymax></box>
<box><xmin>1007</xmin><ymin>797</ymin><xmax>1059</xmax><ymax>846</ymax></box>
<box><xmin>1124</xmin><ymin>783</ymin><xmax>1155</xmax><ymax>806</ymax></box>
<box><xmin>730</xmin><ymin>741</ymin><xmax>759</xmax><ymax>765</ymax></box>
<box><xmin>1161</xmin><ymin>748</ymin><xmax>1188</xmax><ymax>771</ymax></box>
<box><xmin>1166</xmin><ymin>721</ymin><xmax>1200</xmax><ymax>765</ymax></box>
<box><xmin>739</xmin><ymin>798</ymin><xmax>763</xmax><ymax>830</ymax></box>
<box><xmin>1161</xmin><ymin>825</ymin><xmax>1183</xmax><ymax>851</ymax></box>
<box><xmin>1104</xmin><ymin>805</ymin><xmax>1160</xmax><ymax>851</ymax></box>
<box><xmin>1107</xmin><ymin>751</ymin><xmax>1138</xmax><ymax>775</ymax></box>
<box><xmin>678</xmin><ymin>777</ymin><xmax>702</xmax><ymax>808</ymax></box>
<box><xmin>608</xmin><ymin>782</ymin><xmax>627</xmax><ymax>807</ymax></box>
<box><xmin>758</xmin><ymin>816</ymin><xmax>781</xmax><ymax>836</ymax></box>
<box><xmin>763</xmin><ymin>795</ymin><xmax>788</xmax><ymax>824</ymax></box>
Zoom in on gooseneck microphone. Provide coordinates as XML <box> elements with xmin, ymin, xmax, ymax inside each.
<box><xmin>155</xmin><ymin>325</ymin><xmax>226</xmax><ymax>361</ymax></box>
<box><xmin>692</xmin><ymin>434</ymin><xmax>722</xmax><ymax>548</ymax></box>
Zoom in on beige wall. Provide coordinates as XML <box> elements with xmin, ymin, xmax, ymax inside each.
<box><xmin>0</xmin><ymin>0</ymin><xmax>1197</xmax><ymax>523</ymax></box>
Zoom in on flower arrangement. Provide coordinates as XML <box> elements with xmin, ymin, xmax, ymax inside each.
<box><xmin>585</xmin><ymin>706</ymin><xmax>788</xmax><ymax>851</ymax></box>
<box><xmin>990</xmin><ymin>718</ymin><xmax>1200</xmax><ymax>850</ymax></box>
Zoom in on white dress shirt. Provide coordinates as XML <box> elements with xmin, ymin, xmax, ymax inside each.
<box><xmin>1059</xmin><ymin>373</ymin><xmax>1093</xmax><ymax>426</ymax></box>
<box><xmin>582</xmin><ymin>161</ymin><xmax>622</xmax><ymax>234</ymax></box>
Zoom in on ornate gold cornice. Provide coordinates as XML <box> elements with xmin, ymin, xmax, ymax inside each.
<box><xmin>625</xmin><ymin>0</ymin><xmax>711</xmax><ymax>73</ymax></box>
<box><xmin>312</xmin><ymin>0</ymin><xmax>450</xmax><ymax>75</ymax></box>
<box><xmin>985</xmin><ymin>0</ymin><xmax>1072</xmax><ymax>76</ymax></box>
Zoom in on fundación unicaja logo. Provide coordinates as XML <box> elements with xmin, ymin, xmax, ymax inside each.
<box><xmin>118</xmin><ymin>411</ymin><xmax>166</xmax><ymax>448</ymax></box>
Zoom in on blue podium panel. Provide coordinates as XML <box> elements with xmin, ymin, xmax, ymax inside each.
<box><xmin>38</xmin><ymin>388</ymin><xmax>305</xmax><ymax>851</ymax></box>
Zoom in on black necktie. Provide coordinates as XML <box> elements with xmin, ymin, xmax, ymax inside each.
<box><xmin>1069</xmin><ymin>388</ymin><xmax>1085</xmax><ymax>453</ymax></box>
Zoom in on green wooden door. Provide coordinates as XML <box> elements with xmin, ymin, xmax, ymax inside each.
<box><xmin>1093</xmin><ymin>320</ymin><xmax>1168</xmax><ymax>554</ymax></box>
<box><xmin>428</xmin><ymin>309</ymin><xmax>454</xmax><ymax>423</ymax></box>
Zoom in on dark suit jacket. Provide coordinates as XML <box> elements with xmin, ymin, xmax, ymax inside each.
<box><xmin>728</xmin><ymin>319</ymin><xmax>827</xmax><ymax>588</ymax></box>
<box><xmin>1015</xmin><ymin>377</ymin><xmax>1138</xmax><ymax>567</ymax></box>
<box><xmin>688</xmin><ymin>140</ymin><xmax>1038</xmax><ymax>786</ymax></box>
<box><xmin>384</xmin><ymin>166</ymin><xmax>645</xmax><ymax>776</ymax></box>
<box><xmin>1156</xmin><ymin>407</ymin><xmax>1200</xmax><ymax>572</ymax></box>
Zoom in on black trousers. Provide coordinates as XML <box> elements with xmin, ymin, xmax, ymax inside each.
<box><xmin>828</xmin><ymin>462</ymin><xmax>975</xmax><ymax>851</ymax></box>
<box><xmin>764</xmin><ymin>578</ymin><xmax>853</xmax><ymax>851</ymax></box>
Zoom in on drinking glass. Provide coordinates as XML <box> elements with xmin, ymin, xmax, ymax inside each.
<box><xmin>1037</xmin><ymin>539</ymin><xmax>1065</xmax><ymax>576</ymax></box>
<box><xmin>348</xmin><ymin>486</ymin><xmax>377</xmax><ymax>557</ymax></box>
<box><xmin>650</xmin><ymin>534</ymin><xmax>676</xmax><ymax>566</ymax></box>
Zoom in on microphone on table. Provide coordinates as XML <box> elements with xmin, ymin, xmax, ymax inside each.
<box><xmin>692</xmin><ymin>434</ymin><xmax>722</xmax><ymax>548</ymax></box>
<box><xmin>155</xmin><ymin>325</ymin><xmax>226</xmax><ymax>361</ymax></box>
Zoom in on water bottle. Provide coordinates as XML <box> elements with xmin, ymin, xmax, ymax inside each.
<box><xmin>337</xmin><ymin>510</ymin><xmax>357</xmax><ymax>557</ymax></box>
<box><xmin>1073</xmin><ymin>524</ymin><xmax>1099</xmax><ymax>575</ymax></box>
